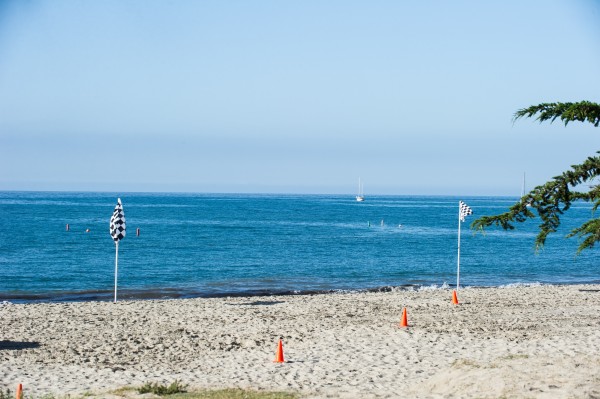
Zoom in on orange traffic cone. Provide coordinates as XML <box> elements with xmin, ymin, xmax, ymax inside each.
<box><xmin>452</xmin><ymin>290</ymin><xmax>459</xmax><ymax>305</ymax></box>
<box><xmin>274</xmin><ymin>339</ymin><xmax>285</xmax><ymax>363</ymax></box>
<box><xmin>16</xmin><ymin>383</ymin><xmax>22</xmax><ymax>399</ymax></box>
<box><xmin>399</xmin><ymin>307</ymin><xmax>408</xmax><ymax>327</ymax></box>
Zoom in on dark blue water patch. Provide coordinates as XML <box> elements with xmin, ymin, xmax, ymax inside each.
<box><xmin>0</xmin><ymin>191</ymin><xmax>598</xmax><ymax>303</ymax></box>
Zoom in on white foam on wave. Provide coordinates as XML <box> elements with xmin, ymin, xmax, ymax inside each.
<box><xmin>1</xmin><ymin>300</ymin><xmax>13</xmax><ymax>306</ymax></box>
<box><xmin>417</xmin><ymin>282</ymin><xmax>450</xmax><ymax>291</ymax></box>
<box><xmin>499</xmin><ymin>282</ymin><xmax>545</xmax><ymax>289</ymax></box>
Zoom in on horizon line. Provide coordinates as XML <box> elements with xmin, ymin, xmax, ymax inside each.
<box><xmin>0</xmin><ymin>188</ymin><xmax>525</xmax><ymax>198</ymax></box>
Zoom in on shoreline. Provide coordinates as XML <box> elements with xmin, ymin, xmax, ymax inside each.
<box><xmin>2</xmin><ymin>280</ymin><xmax>599</xmax><ymax>304</ymax></box>
<box><xmin>2</xmin><ymin>284</ymin><xmax>600</xmax><ymax>398</ymax></box>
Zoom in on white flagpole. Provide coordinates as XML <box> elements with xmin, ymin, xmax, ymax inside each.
<box><xmin>114</xmin><ymin>242</ymin><xmax>119</xmax><ymax>303</ymax></box>
<box><xmin>457</xmin><ymin>202</ymin><xmax>461</xmax><ymax>291</ymax></box>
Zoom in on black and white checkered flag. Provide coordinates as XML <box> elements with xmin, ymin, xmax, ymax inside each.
<box><xmin>459</xmin><ymin>201</ymin><xmax>473</xmax><ymax>222</ymax></box>
<box><xmin>110</xmin><ymin>198</ymin><xmax>126</xmax><ymax>242</ymax></box>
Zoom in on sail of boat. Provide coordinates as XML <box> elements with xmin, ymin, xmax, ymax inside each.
<box><xmin>356</xmin><ymin>178</ymin><xmax>364</xmax><ymax>202</ymax></box>
<box><xmin>522</xmin><ymin>172</ymin><xmax>532</xmax><ymax>207</ymax></box>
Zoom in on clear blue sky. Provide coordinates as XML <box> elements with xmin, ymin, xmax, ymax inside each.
<box><xmin>1</xmin><ymin>0</ymin><xmax>599</xmax><ymax>195</ymax></box>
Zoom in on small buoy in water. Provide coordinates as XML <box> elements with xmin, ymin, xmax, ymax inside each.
<box><xmin>85</xmin><ymin>228</ymin><xmax>90</xmax><ymax>233</ymax></box>
<box><xmin>66</xmin><ymin>224</ymin><xmax>70</xmax><ymax>231</ymax></box>
<box><xmin>381</xmin><ymin>219</ymin><xmax>384</xmax><ymax>226</ymax></box>
<box><xmin>136</xmin><ymin>227</ymin><xmax>140</xmax><ymax>237</ymax></box>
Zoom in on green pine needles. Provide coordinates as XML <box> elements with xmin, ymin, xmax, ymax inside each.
<box><xmin>472</xmin><ymin>101</ymin><xmax>600</xmax><ymax>253</ymax></box>
<box><xmin>513</xmin><ymin>101</ymin><xmax>600</xmax><ymax>127</ymax></box>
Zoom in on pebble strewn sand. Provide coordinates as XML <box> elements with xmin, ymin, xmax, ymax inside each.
<box><xmin>1</xmin><ymin>284</ymin><xmax>600</xmax><ymax>398</ymax></box>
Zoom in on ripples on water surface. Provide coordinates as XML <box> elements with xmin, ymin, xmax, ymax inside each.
<box><xmin>0</xmin><ymin>192</ymin><xmax>598</xmax><ymax>302</ymax></box>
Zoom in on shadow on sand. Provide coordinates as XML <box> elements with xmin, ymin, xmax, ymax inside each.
<box><xmin>229</xmin><ymin>300</ymin><xmax>286</xmax><ymax>306</ymax></box>
<box><xmin>0</xmin><ymin>340</ymin><xmax>40</xmax><ymax>350</ymax></box>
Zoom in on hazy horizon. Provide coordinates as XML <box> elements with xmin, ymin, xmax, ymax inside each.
<box><xmin>1</xmin><ymin>1</ymin><xmax>599</xmax><ymax>196</ymax></box>
<box><xmin>0</xmin><ymin>187</ymin><xmax>563</xmax><ymax>198</ymax></box>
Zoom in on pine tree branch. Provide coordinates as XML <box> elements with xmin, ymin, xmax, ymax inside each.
<box><xmin>471</xmin><ymin>153</ymin><xmax>600</xmax><ymax>251</ymax></box>
<box><xmin>513</xmin><ymin>101</ymin><xmax>600</xmax><ymax>127</ymax></box>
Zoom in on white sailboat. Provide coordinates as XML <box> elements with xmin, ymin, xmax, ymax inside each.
<box><xmin>356</xmin><ymin>178</ymin><xmax>365</xmax><ymax>202</ymax></box>
<box><xmin>522</xmin><ymin>172</ymin><xmax>532</xmax><ymax>207</ymax></box>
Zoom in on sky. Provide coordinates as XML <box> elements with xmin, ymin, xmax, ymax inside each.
<box><xmin>0</xmin><ymin>0</ymin><xmax>599</xmax><ymax>195</ymax></box>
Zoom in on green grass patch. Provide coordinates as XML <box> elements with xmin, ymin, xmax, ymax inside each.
<box><xmin>137</xmin><ymin>380</ymin><xmax>188</xmax><ymax>395</ymax></box>
<box><xmin>135</xmin><ymin>382</ymin><xmax>297</xmax><ymax>399</ymax></box>
<box><xmin>0</xmin><ymin>385</ymin><xmax>299</xmax><ymax>399</ymax></box>
<box><xmin>166</xmin><ymin>389</ymin><xmax>298</xmax><ymax>399</ymax></box>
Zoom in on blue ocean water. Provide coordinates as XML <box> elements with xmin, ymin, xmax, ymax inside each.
<box><xmin>0</xmin><ymin>191</ymin><xmax>598</xmax><ymax>303</ymax></box>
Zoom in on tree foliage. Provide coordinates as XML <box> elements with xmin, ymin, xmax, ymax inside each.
<box><xmin>514</xmin><ymin>101</ymin><xmax>600</xmax><ymax>127</ymax></box>
<box><xmin>472</xmin><ymin>101</ymin><xmax>600</xmax><ymax>253</ymax></box>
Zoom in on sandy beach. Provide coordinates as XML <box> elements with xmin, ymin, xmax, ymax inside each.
<box><xmin>2</xmin><ymin>284</ymin><xmax>600</xmax><ymax>398</ymax></box>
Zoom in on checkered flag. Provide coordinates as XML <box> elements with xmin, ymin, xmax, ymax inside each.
<box><xmin>459</xmin><ymin>201</ymin><xmax>473</xmax><ymax>222</ymax></box>
<box><xmin>110</xmin><ymin>198</ymin><xmax>126</xmax><ymax>242</ymax></box>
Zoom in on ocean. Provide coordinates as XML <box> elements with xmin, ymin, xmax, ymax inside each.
<box><xmin>0</xmin><ymin>191</ymin><xmax>598</xmax><ymax>303</ymax></box>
